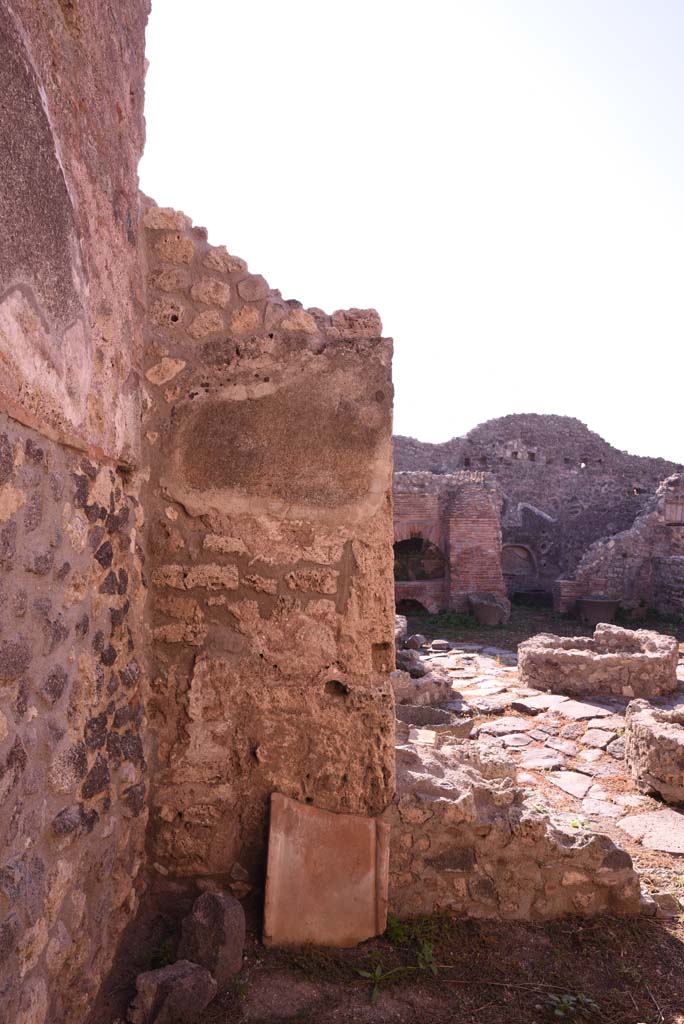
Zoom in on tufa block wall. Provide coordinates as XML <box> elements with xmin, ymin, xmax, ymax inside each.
<box><xmin>141</xmin><ymin>203</ymin><xmax>397</xmax><ymax>886</ymax></box>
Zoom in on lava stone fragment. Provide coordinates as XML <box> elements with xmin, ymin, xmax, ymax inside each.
<box><xmin>100</xmin><ymin>645</ymin><xmax>117</xmax><ymax>667</ymax></box>
<box><xmin>120</xmin><ymin>659</ymin><xmax>141</xmax><ymax>689</ymax></box>
<box><xmin>72</xmin><ymin>474</ymin><xmax>89</xmax><ymax>508</ymax></box>
<box><xmin>123</xmin><ymin>782</ymin><xmax>146</xmax><ymax>817</ymax></box>
<box><xmin>84</xmin><ymin>712</ymin><xmax>108</xmax><ymax>750</ymax></box>
<box><xmin>0</xmin><ymin>434</ymin><xmax>13</xmax><ymax>484</ymax></box>
<box><xmin>94</xmin><ymin>541</ymin><xmax>113</xmax><ymax>569</ymax></box>
<box><xmin>51</xmin><ymin>806</ymin><xmax>81</xmax><ymax>836</ymax></box>
<box><xmin>25</xmin><ymin>549</ymin><xmax>54</xmax><ymax>575</ymax></box>
<box><xmin>0</xmin><ymin>637</ymin><xmax>31</xmax><ymax>680</ymax></box>
<box><xmin>43</xmin><ymin>666</ymin><xmax>68</xmax><ymax>704</ymax></box>
<box><xmin>0</xmin><ymin>521</ymin><xmax>17</xmax><ymax>569</ymax></box>
<box><xmin>81</xmin><ymin>754</ymin><xmax>110</xmax><ymax>800</ymax></box>
<box><xmin>120</xmin><ymin>731</ymin><xmax>145</xmax><ymax>767</ymax></box>
<box><xmin>75</xmin><ymin>614</ymin><xmax>90</xmax><ymax>638</ymax></box>
<box><xmin>99</xmin><ymin>570</ymin><xmax>118</xmax><ymax>595</ymax></box>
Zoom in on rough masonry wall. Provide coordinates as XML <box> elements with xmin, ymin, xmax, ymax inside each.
<box><xmin>142</xmin><ymin>205</ymin><xmax>397</xmax><ymax>888</ymax></box>
<box><xmin>557</xmin><ymin>475</ymin><xmax>684</xmax><ymax>616</ymax></box>
<box><xmin>0</xmin><ymin>3</ymin><xmax>150</xmax><ymax>1022</ymax></box>
<box><xmin>395</xmin><ymin>416</ymin><xmax>681</xmax><ymax>594</ymax></box>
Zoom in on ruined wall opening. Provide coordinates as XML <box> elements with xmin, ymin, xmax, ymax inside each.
<box><xmin>393</xmin><ymin>537</ymin><xmax>446</xmax><ymax>582</ymax></box>
<box><xmin>396</xmin><ymin>598</ymin><xmax>430</xmax><ymax>615</ymax></box>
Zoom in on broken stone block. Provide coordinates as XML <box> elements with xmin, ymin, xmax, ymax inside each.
<box><xmin>395</xmin><ymin>649</ymin><xmax>428</xmax><ymax>678</ymax></box>
<box><xmin>476</xmin><ymin>717</ymin><xmax>535</xmax><ymax>737</ymax></box>
<box><xmin>404</xmin><ymin>633</ymin><xmax>426</xmax><ymax>650</ymax></box>
<box><xmin>518</xmin><ymin>748</ymin><xmax>564</xmax><ymax>771</ymax></box>
<box><xmin>606</xmin><ymin>737</ymin><xmax>626</xmax><ymax>759</ymax></box>
<box><xmin>618</xmin><ymin>808</ymin><xmax>684</xmax><ymax>853</ymax></box>
<box><xmin>582</xmin><ymin>729</ymin><xmax>617</xmax><ymax>749</ymax></box>
<box><xmin>547</xmin><ymin>771</ymin><xmax>593</xmax><ymax>799</ymax></box>
<box><xmin>128</xmin><ymin>960</ymin><xmax>217</xmax><ymax>1024</ymax></box>
<box><xmin>545</xmin><ymin>737</ymin><xmax>578</xmax><ymax>756</ymax></box>
<box><xmin>502</xmin><ymin>733</ymin><xmax>533</xmax><ymax>748</ymax></box>
<box><xmin>625</xmin><ymin>701</ymin><xmax>684</xmax><ymax>803</ymax></box>
<box><xmin>468</xmin><ymin>592</ymin><xmax>510</xmax><ymax>626</ymax></box>
<box><xmin>430</xmin><ymin>638</ymin><xmax>452</xmax><ymax>652</ymax></box>
<box><xmin>177</xmin><ymin>892</ymin><xmax>245</xmax><ymax>987</ymax></box>
<box><xmin>263</xmin><ymin>793</ymin><xmax>389</xmax><ymax>948</ymax></box>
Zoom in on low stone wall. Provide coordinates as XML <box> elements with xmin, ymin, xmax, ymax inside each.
<box><xmin>625</xmin><ymin>700</ymin><xmax>684</xmax><ymax>804</ymax></box>
<box><xmin>518</xmin><ymin>624</ymin><xmax>679</xmax><ymax>699</ymax></box>
<box><xmin>381</xmin><ymin>740</ymin><xmax>641</xmax><ymax>920</ymax></box>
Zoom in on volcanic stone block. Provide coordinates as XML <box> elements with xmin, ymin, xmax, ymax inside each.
<box><xmin>128</xmin><ymin>961</ymin><xmax>217</xmax><ymax>1024</ymax></box>
<box><xmin>263</xmin><ymin>793</ymin><xmax>390</xmax><ymax>948</ymax></box>
<box><xmin>177</xmin><ymin>892</ymin><xmax>245</xmax><ymax>987</ymax></box>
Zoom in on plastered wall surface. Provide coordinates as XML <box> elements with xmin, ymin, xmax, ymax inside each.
<box><xmin>0</xmin><ymin>2</ymin><xmax>151</xmax><ymax>1020</ymax></box>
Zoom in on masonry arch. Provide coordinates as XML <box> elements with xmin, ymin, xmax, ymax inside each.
<box><xmin>502</xmin><ymin>543</ymin><xmax>537</xmax><ymax>580</ymax></box>
<box><xmin>393</xmin><ymin>536</ymin><xmax>446</xmax><ymax>581</ymax></box>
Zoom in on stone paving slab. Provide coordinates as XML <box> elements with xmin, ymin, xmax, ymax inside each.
<box><xmin>617</xmin><ymin>808</ymin><xmax>684</xmax><ymax>854</ymax></box>
<box><xmin>556</xmin><ymin>700</ymin><xmax>614</xmax><ymax>721</ymax></box>
<box><xmin>545</xmin><ymin>737</ymin><xmax>578</xmax><ymax>756</ymax></box>
<box><xmin>511</xmin><ymin>694</ymin><xmax>569</xmax><ymax>713</ymax></box>
<box><xmin>587</xmin><ymin>716</ymin><xmax>625</xmax><ymax>731</ymax></box>
<box><xmin>547</xmin><ymin>771</ymin><xmax>593</xmax><ymax>799</ymax></box>
<box><xmin>577</xmin><ymin>748</ymin><xmax>603</xmax><ymax>764</ymax></box>
<box><xmin>502</xmin><ymin>733</ymin><xmax>533</xmax><ymax>747</ymax></box>
<box><xmin>582</xmin><ymin>728</ymin><xmax>617</xmax><ymax>749</ymax></box>
<box><xmin>476</xmin><ymin>716</ymin><xmax>535</xmax><ymax>736</ymax></box>
<box><xmin>582</xmin><ymin>797</ymin><xmax>623</xmax><ymax>819</ymax></box>
<box><xmin>518</xmin><ymin>748</ymin><xmax>565</xmax><ymax>771</ymax></box>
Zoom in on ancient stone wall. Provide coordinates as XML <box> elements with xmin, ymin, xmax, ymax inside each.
<box><xmin>557</xmin><ymin>475</ymin><xmax>684</xmax><ymax>616</ymax></box>
<box><xmin>394</xmin><ymin>416</ymin><xmax>681</xmax><ymax>595</ymax></box>
<box><xmin>0</xmin><ymin>2</ymin><xmax>150</xmax><ymax>1021</ymax></box>
<box><xmin>393</xmin><ymin>472</ymin><xmax>507</xmax><ymax>614</ymax></box>
<box><xmin>141</xmin><ymin>204</ymin><xmax>397</xmax><ymax>888</ymax></box>
<box><xmin>383</xmin><ymin>741</ymin><xmax>640</xmax><ymax>920</ymax></box>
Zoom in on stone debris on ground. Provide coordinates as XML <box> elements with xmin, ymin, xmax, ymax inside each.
<box><xmin>397</xmin><ymin>636</ymin><xmax>684</xmax><ymax>915</ymax></box>
<box><xmin>128</xmin><ymin>961</ymin><xmax>217</xmax><ymax>1024</ymax></box>
<box><xmin>177</xmin><ymin>891</ymin><xmax>246</xmax><ymax>987</ymax></box>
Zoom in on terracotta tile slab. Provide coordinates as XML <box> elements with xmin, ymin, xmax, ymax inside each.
<box><xmin>263</xmin><ymin>793</ymin><xmax>389</xmax><ymax>948</ymax></box>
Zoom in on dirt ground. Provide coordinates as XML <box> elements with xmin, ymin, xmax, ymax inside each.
<box><xmin>404</xmin><ymin>603</ymin><xmax>684</xmax><ymax>652</ymax></box>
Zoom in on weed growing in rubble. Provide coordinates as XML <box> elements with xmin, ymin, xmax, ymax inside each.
<box><xmin>145</xmin><ymin>939</ymin><xmax>173</xmax><ymax>970</ymax></box>
<box><xmin>545</xmin><ymin>992</ymin><xmax>600</xmax><ymax>1019</ymax></box>
<box><xmin>356</xmin><ymin>939</ymin><xmax>438</xmax><ymax>1002</ymax></box>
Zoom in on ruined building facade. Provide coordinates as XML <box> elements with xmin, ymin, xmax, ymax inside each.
<box><xmin>0</xmin><ymin>4</ymin><xmax>395</xmax><ymax>1021</ymax></box>
<box><xmin>393</xmin><ymin>472</ymin><xmax>507</xmax><ymax>614</ymax></box>
<box><xmin>395</xmin><ymin>415</ymin><xmax>682</xmax><ymax>603</ymax></box>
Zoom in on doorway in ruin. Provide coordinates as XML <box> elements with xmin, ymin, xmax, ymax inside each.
<box><xmin>393</xmin><ymin>537</ymin><xmax>446</xmax><ymax>582</ymax></box>
<box><xmin>501</xmin><ymin>543</ymin><xmax>544</xmax><ymax>601</ymax></box>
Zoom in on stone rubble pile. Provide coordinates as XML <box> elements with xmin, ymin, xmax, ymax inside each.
<box><xmin>625</xmin><ymin>699</ymin><xmax>684</xmax><ymax>804</ymax></box>
<box><xmin>127</xmin><ymin>892</ymin><xmax>245</xmax><ymax>1024</ymax></box>
<box><xmin>390</xmin><ymin>624</ymin><xmax>684</xmax><ymax>921</ymax></box>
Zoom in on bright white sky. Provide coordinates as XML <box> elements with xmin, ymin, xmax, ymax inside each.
<box><xmin>140</xmin><ymin>1</ymin><xmax>684</xmax><ymax>463</ymax></box>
